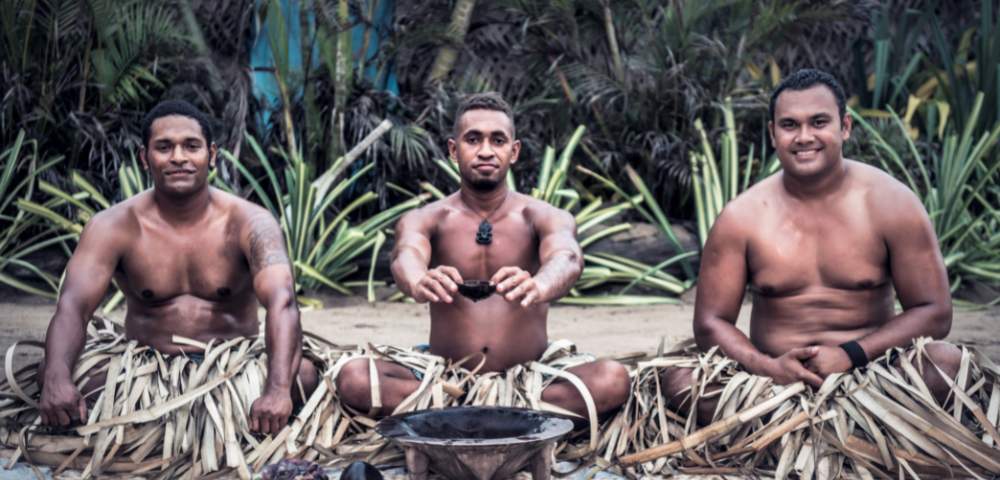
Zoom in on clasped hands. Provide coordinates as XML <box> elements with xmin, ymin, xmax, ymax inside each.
<box><xmin>411</xmin><ymin>265</ymin><xmax>546</xmax><ymax>307</ymax></box>
<box><xmin>762</xmin><ymin>345</ymin><xmax>853</xmax><ymax>388</ymax></box>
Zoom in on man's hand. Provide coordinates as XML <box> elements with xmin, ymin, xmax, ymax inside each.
<box><xmin>39</xmin><ymin>379</ymin><xmax>87</xmax><ymax>427</ymax></box>
<box><xmin>805</xmin><ymin>345</ymin><xmax>853</xmax><ymax>378</ymax></box>
<box><xmin>249</xmin><ymin>389</ymin><xmax>293</xmax><ymax>435</ymax></box>
<box><xmin>491</xmin><ymin>267</ymin><xmax>546</xmax><ymax>307</ymax></box>
<box><xmin>762</xmin><ymin>347</ymin><xmax>824</xmax><ymax>388</ymax></box>
<box><xmin>411</xmin><ymin>266</ymin><xmax>463</xmax><ymax>303</ymax></box>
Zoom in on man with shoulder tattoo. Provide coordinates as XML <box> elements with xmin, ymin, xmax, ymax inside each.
<box><xmin>37</xmin><ymin>99</ymin><xmax>318</xmax><ymax>435</ymax></box>
<box><xmin>335</xmin><ymin>92</ymin><xmax>631</xmax><ymax>420</ymax></box>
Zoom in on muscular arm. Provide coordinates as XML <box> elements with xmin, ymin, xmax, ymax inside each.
<box><xmin>530</xmin><ymin>206</ymin><xmax>583</xmax><ymax>302</ymax></box>
<box><xmin>241</xmin><ymin>210</ymin><xmax>301</xmax><ymax>395</ymax></box>
<box><xmin>44</xmin><ymin>212</ymin><xmax>121</xmax><ymax>384</ymax></box>
<box><xmin>39</xmin><ymin>211</ymin><xmax>122</xmax><ymax>425</ymax></box>
<box><xmin>692</xmin><ymin>207</ymin><xmax>770</xmax><ymax>372</ymax></box>
<box><xmin>855</xmin><ymin>186</ymin><xmax>951</xmax><ymax>359</ymax></box>
<box><xmin>390</xmin><ymin>209</ymin><xmax>432</xmax><ymax>297</ymax></box>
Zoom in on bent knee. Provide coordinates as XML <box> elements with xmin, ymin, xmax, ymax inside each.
<box><xmin>297</xmin><ymin>358</ymin><xmax>320</xmax><ymax>395</ymax></box>
<box><xmin>334</xmin><ymin>359</ymin><xmax>373</xmax><ymax>408</ymax></box>
<box><xmin>591</xmin><ymin>360</ymin><xmax>631</xmax><ymax>411</ymax></box>
<box><xmin>923</xmin><ymin>341</ymin><xmax>962</xmax><ymax>375</ymax></box>
<box><xmin>920</xmin><ymin>341</ymin><xmax>962</xmax><ymax>396</ymax></box>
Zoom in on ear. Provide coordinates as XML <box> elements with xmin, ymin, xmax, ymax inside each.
<box><xmin>209</xmin><ymin>143</ymin><xmax>218</xmax><ymax>169</ymax></box>
<box><xmin>841</xmin><ymin>114</ymin><xmax>852</xmax><ymax>141</ymax></box>
<box><xmin>510</xmin><ymin>139</ymin><xmax>521</xmax><ymax>165</ymax></box>
<box><xmin>140</xmin><ymin>147</ymin><xmax>149</xmax><ymax>170</ymax></box>
<box><xmin>447</xmin><ymin>138</ymin><xmax>457</xmax><ymax>162</ymax></box>
<box><xmin>767</xmin><ymin>121</ymin><xmax>776</xmax><ymax>146</ymax></box>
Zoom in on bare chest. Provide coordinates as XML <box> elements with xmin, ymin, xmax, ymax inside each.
<box><xmin>431</xmin><ymin>213</ymin><xmax>539</xmax><ymax>280</ymax></box>
<box><xmin>116</xmin><ymin>218</ymin><xmax>251</xmax><ymax>303</ymax></box>
<box><xmin>747</xmin><ymin>205</ymin><xmax>889</xmax><ymax>295</ymax></box>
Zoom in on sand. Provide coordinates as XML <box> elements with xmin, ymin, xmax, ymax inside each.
<box><xmin>3</xmin><ymin>295</ymin><xmax>999</xmax><ymax>372</ymax></box>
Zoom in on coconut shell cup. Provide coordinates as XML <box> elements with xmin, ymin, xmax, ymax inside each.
<box><xmin>457</xmin><ymin>280</ymin><xmax>496</xmax><ymax>301</ymax></box>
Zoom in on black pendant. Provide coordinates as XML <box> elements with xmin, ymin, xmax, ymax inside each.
<box><xmin>476</xmin><ymin>219</ymin><xmax>493</xmax><ymax>245</ymax></box>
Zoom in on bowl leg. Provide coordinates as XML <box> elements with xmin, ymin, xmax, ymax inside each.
<box><xmin>405</xmin><ymin>447</ymin><xmax>429</xmax><ymax>480</ymax></box>
<box><xmin>530</xmin><ymin>442</ymin><xmax>555</xmax><ymax>480</ymax></box>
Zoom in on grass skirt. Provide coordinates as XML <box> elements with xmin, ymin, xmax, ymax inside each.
<box><xmin>324</xmin><ymin>339</ymin><xmax>625</xmax><ymax>470</ymax></box>
<box><xmin>619</xmin><ymin>337</ymin><xmax>1000</xmax><ymax>478</ymax></box>
<box><xmin>0</xmin><ymin>319</ymin><xmax>342</xmax><ymax>479</ymax></box>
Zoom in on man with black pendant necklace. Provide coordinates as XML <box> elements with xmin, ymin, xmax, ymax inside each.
<box><xmin>334</xmin><ymin>92</ymin><xmax>630</xmax><ymax>420</ymax></box>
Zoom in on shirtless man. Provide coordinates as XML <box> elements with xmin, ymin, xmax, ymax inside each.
<box><xmin>38</xmin><ymin>100</ymin><xmax>317</xmax><ymax>435</ymax></box>
<box><xmin>335</xmin><ymin>92</ymin><xmax>630</xmax><ymax>418</ymax></box>
<box><xmin>663</xmin><ymin>69</ymin><xmax>960</xmax><ymax>419</ymax></box>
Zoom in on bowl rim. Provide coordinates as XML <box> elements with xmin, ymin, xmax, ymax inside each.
<box><xmin>374</xmin><ymin>406</ymin><xmax>575</xmax><ymax>447</ymax></box>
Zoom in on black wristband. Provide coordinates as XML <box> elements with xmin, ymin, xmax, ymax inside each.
<box><xmin>839</xmin><ymin>341</ymin><xmax>869</xmax><ymax>369</ymax></box>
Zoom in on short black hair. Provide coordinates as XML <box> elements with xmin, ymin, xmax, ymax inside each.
<box><xmin>769</xmin><ymin>69</ymin><xmax>847</xmax><ymax>122</ymax></box>
<box><xmin>141</xmin><ymin>99</ymin><xmax>213</xmax><ymax>148</ymax></box>
<box><xmin>452</xmin><ymin>92</ymin><xmax>515</xmax><ymax>138</ymax></box>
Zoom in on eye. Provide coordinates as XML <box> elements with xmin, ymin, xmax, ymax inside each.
<box><xmin>813</xmin><ymin>119</ymin><xmax>828</xmax><ymax>127</ymax></box>
<box><xmin>493</xmin><ymin>137</ymin><xmax>507</xmax><ymax>145</ymax></box>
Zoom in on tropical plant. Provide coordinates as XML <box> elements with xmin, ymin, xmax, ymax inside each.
<box><xmin>15</xmin><ymin>157</ymin><xmax>149</xmax><ymax>310</ymax></box>
<box><xmin>224</xmin><ymin>131</ymin><xmax>429</xmax><ymax>303</ymax></box>
<box><xmin>923</xmin><ymin>0</ymin><xmax>1000</xmax><ymax>139</ymax></box>
<box><xmin>688</xmin><ymin>99</ymin><xmax>779</xmax><ymax>246</ymax></box>
<box><xmin>0</xmin><ymin>132</ymin><xmax>71</xmax><ymax>298</ymax></box>
<box><xmin>851</xmin><ymin>93</ymin><xmax>1000</xmax><ymax>289</ymax></box>
<box><xmin>0</xmin><ymin>0</ymin><xmax>196</xmax><ymax>183</ymax></box>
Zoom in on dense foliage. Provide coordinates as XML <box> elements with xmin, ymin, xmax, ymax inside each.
<box><xmin>1</xmin><ymin>0</ymin><xmax>997</xmax><ymax>303</ymax></box>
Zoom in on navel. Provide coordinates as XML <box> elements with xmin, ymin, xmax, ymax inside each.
<box><xmin>140</xmin><ymin>289</ymin><xmax>154</xmax><ymax>300</ymax></box>
<box><xmin>217</xmin><ymin>287</ymin><xmax>232</xmax><ymax>298</ymax></box>
<box><xmin>481</xmin><ymin>346</ymin><xmax>490</xmax><ymax>355</ymax></box>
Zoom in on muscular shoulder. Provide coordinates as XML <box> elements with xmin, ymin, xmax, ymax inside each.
<box><xmin>520</xmin><ymin>193</ymin><xmax>575</xmax><ymax>229</ymax></box>
<box><xmin>397</xmin><ymin>196</ymin><xmax>453</xmax><ymax>232</ymax></box>
<box><xmin>709</xmin><ymin>177</ymin><xmax>780</xmax><ymax>239</ymax></box>
<box><xmin>850</xmin><ymin>161</ymin><xmax>922</xmax><ymax>209</ymax></box>
<box><xmin>81</xmin><ymin>192</ymin><xmax>145</xmax><ymax>241</ymax></box>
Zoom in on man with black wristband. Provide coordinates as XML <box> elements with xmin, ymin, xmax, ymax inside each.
<box><xmin>661</xmin><ymin>69</ymin><xmax>961</xmax><ymax>422</ymax></box>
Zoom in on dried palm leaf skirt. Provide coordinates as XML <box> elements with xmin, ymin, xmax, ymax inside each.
<box><xmin>3</xmin><ymin>330</ymin><xmax>998</xmax><ymax>479</ymax></box>
<box><xmin>0</xmin><ymin>322</ymin><xmax>343</xmax><ymax>480</ymax></box>
<box><xmin>322</xmin><ymin>339</ymin><xmax>622</xmax><ymax>468</ymax></box>
<box><xmin>618</xmin><ymin>338</ymin><xmax>1000</xmax><ymax>479</ymax></box>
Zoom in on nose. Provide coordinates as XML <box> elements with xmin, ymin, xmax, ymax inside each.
<box><xmin>170</xmin><ymin>144</ymin><xmax>189</xmax><ymax>163</ymax></box>
<box><xmin>478</xmin><ymin>140</ymin><xmax>496</xmax><ymax>158</ymax></box>
<box><xmin>795</xmin><ymin>125</ymin><xmax>816</xmax><ymax>143</ymax></box>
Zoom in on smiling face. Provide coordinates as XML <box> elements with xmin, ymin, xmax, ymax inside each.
<box><xmin>448</xmin><ymin>108</ymin><xmax>521</xmax><ymax>192</ymax></box>
<box><xmin>769</xmin><ymin>85</ymin><xmax>852</xmax><ymax>180</ymax></box>
<box><xmin>141</xmin><ymin>114</ymin><xmax>217</xmax><ymax>197</ymax></box>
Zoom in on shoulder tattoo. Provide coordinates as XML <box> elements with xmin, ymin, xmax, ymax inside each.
<box><xmin>247</xmin><ymin>212</ymin><xmax>290</xmax><ymax>272</ymax></box>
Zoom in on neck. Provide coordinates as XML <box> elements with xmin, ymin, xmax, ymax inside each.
<box><xmin>152</xmin><ymin>186</ymin><xmax>212</xmax><ymax>225</ymax></box>
<box><xmin>459</xmin><ymin>184</ymin><xmax>510</xmax><ymax>216</ymax></box>
<box><xmin>782</xmin><ymin>159</ymin><xmax>849</xmax><ymax>200</ymax></box>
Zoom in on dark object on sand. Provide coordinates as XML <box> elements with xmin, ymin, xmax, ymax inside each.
<box><xmin>260</xmin><ymin>458</ymin><xmax>328</xmax><ymax>480</ymax></box>
<box><xmin>457</xmin><ymin>280</ymin><xmax>495</xmax><ymax>301</ymax></box>
<box><xmin>340</xmin><ymin>461</ymin><xmax>384</xmax><ymax>480</ymax></box>
<box><xmin>376</xmin><ymin>406</ymin><xmax>573</xmax><ymax>480</ymax></box>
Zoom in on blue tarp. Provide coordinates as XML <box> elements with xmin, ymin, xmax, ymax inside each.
<box><xmin>249</xmin><ymin>0</ymin><xmax>398</xmax><ymax>127</ymax></box>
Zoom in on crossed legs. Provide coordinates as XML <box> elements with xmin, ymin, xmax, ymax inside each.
<box><xmin>335</xmin><ymin>357</ymin><xmax>631</xmax><ymax>420</ymax></box>
<box><xmin>660</xmin><ymin>341</ymin><xmax>963</xmax><ymax>425</ymax></box>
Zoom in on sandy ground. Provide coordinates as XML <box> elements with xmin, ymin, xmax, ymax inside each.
<box><xmin>2</xmin><ymin>295</ymin><xmax>999</xmax><ymax>372</ymax></box>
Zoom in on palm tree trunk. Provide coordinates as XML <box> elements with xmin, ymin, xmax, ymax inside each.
<box><xmin>426</xmin><ymin>0</ymin><xmax>476</xmax><ymax>85</ymax></box>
